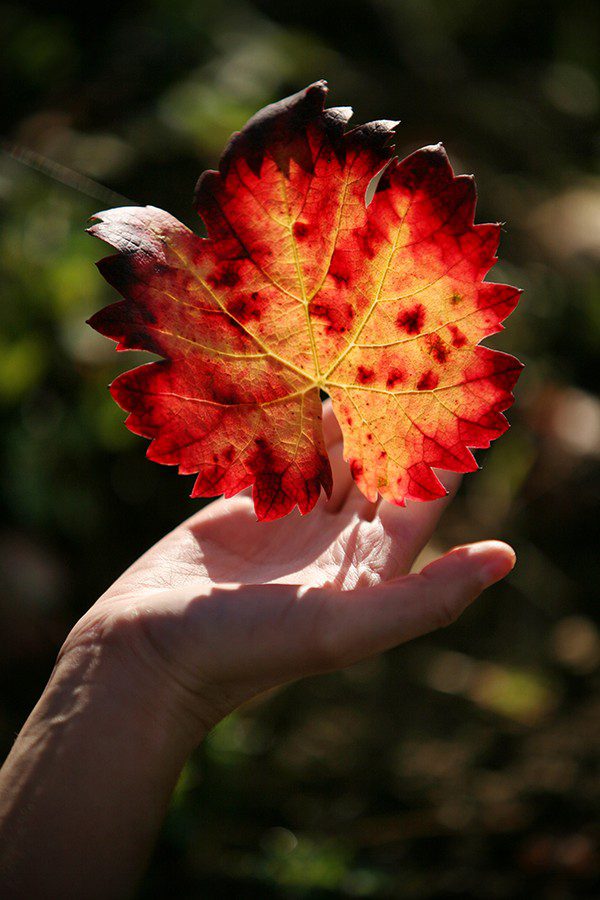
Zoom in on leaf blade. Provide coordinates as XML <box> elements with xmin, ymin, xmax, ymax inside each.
<box><xmin>88</xmin><ymin>82</ymin><xmax>523</xmax><ymax>519</ymax></box>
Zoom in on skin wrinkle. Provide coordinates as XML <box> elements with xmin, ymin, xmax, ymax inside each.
<box><xmin>112</xmin><ymin>448</ymin><xmax>397</xmax><ymax>593</ymax></box>
<box><xmin>344</xmin><ymin>518</ymin><xmax>392</xmax><ymax>588</ymax></box>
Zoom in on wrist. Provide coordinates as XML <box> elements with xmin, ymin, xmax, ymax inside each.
<box><xmin>0</xmin><ymin>601</ymin><xmax>211</xmax><ymax>898</ymax></box>
<box><xmin>59</xmin><ymin>599</ymin><xmax>227</xmax><ymax>748</ymax></box>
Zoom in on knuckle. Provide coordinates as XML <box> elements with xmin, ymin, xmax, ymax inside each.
<box><xmin>310</xmin><ymin>601</ymin><xmax>355</xmax><ymax>672</ymax></box>
<box><xmin>313</xmin><ymin>626</ymin><xmax>346</xmax><ymax>671</ymax></box>
<box><xmin>431</xmin><ymin>593</ymin><xmax>462</xmax><ymax>630</ymax></box>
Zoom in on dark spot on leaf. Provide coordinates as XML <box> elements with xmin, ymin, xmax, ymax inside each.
<box><xmin>329</xmin><ymin>250</ymin><xmax>351</xmax><ymax>286</ymax></box>
<box><xmin>350</xmin><ymin>459</ymin><xmax>364</xmax><ymax>479</ymax></box>
<box><xmin>309</xmin><ymin>300</ymin><xmax>354</xmax><ymax>334</ymax></box>
<box><xmin>212</xmin><ymin>384</ymin><xmax>241</xmax><ymax>405</ymax></box>
<box><xmin>417</xmin><ymin>370</ymin><xmax>439</xmax><ymax>390</ymax></box>
<box><xmin>427</xmin><ymin>334</ymin><xmax>448</xmax><ymax>363</ymax></box>
<box><xmin>293</xmin><ymin>222</ymin><xmax>309</xmax><ymax>239</ymax></box>
<box><xmin>448</xmin><ymin>325</ymin><xmax>467</xmax><ymax>348</ymax></box>
<box><xmin>451</xmin><ymin>292</ymin><xmax>462</xmax><ymax>305</ymax></box>
<box><xmin>227</xmin><ymin>317</ymin><xmax>246</xmax><ymax>335</ymax></box>
<box><xmin>357</xmin><ymin>365</ymin><xmax>375</xmax><ymax>384</ymax></box>
<box><xmin>386</xmin><ymin>367</ymin><xmax>405</xmax><ymax>389</ymax></box>
<box><xmin>222</xmin><ymin>444</ymin><xmax>235</xmax><ymax>462</ymax></box>
<box><xmin>208</xmin><ymin>266</ymin><xmax>241</xmax><ymax>289</ymax></box>
<box><xmin>397</xmin><ymin>303</ymin><xmax>425</xmax><ymax>334</ymax></box>
<box><xmin>228</xmin><ymin>293</ymin><xmax>263</xmax><ymax>323</ymax></box>
<box><xmin>330</xmin><ymin>269</ymin><xmax>349</xmax><ymax>286</ymax></box>
<box><xmin>248</xmin><ymin>436</ymin><xmax>277</xmax><ymax>473</ymax></box>
<box><xmin>355</xmin><ymin>226</ymin><xmax>376</xmax><ymax>260</ymax></box>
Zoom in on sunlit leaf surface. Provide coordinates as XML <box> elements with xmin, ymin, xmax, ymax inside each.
<box><xmin>89</xmin><ymin>81</ymin><xmax>522</xmax><ymax>520</ymax></box>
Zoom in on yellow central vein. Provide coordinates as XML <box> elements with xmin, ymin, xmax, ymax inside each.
<box><xmin>160</xmin><ymin>168</ymin><xmax>478</xmax><ymax>419</ymax></box>
<box><xmin>322</xmin><ymin>192</ymin><xmax>416</xmax><ymax>381</ymax></box>
<box><xmin>279</xmin><ymin>172</ymin><xmax>321</xmax><ymax>380</ymax></box>
<box><xmin>306</xmin><ymin>169</ymin><xmax>356</xmax><ymax>303</ymax></box>
<box><xmin>206</xmin><ymin>188</ymin><xmax>303</xmax><ymax>306</ymax></box>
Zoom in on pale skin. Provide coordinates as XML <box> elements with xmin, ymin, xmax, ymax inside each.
<box><xmin>0</xmin><ymin>404</ymin><xmax>515</xmax><ymax>898</ymax></box>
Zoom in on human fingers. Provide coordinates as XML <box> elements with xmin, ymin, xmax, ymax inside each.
<box><xmin>376</xmin><ymin>469</ymin><xmax>463</xmax><ymax>576</ymax></box>
<box><xmin>322</xmin><ymin>400</ymin><xmax>362</xmax><ymax>513</ymax></box>
<box><xmin>311</xmin><ymin>540</ymin><xmax>515</xmax><ymax>668</ymax></box>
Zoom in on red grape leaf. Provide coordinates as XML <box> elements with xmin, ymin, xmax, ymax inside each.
<box><xmin>88</xmin><ymin>80</ymin><xmax>523</xmax><ymax>520</ymax></box>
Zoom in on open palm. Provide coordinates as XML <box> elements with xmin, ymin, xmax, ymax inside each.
<box><xmin>89</xmin><ymin>402</ymin><xmax>514</xmax><ymax>732</ymax></box>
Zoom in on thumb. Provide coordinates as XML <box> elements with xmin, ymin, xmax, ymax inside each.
<box><xmin>318</xmin><ymin>541</ymin><xmax>515</xmax><ymax>666</ymax></box>
<box><xmin>408</xmin><ymin>540</ymin><xmax>516</xmax><ymax>635</ymax></box>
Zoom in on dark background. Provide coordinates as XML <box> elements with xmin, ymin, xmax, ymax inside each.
<box><xmin>1</xmin><ymin>0</ymin><xmax>599</xmax><ymax>896</ymax></box>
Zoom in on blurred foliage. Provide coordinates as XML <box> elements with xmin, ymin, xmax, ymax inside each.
<box><xmin>1</xmin><ymin>0</ymin><xmax>599</xmax><ymax>897</ymax></box>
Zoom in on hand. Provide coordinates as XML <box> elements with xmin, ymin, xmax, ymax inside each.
<box><xmin>0</xmin><ymin>402</ymin><xmax>515</xmax><ymax>898</ymax></box>
<box><xmin>69</xmin><ymin>402</ymin><xmax>515</xmax><ymax>738</ymax></box>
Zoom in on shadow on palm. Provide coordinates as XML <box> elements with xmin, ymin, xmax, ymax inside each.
<box><xmin>94</xmin><ymin>403</ymin><xmax>513</xmax><ymax>725</ymax></box>
<box><xmin>109</xmin><ymin>402</ymin><xmax>459</xmax><ymax>599</ymax></box>
<box><xmin>180</xmin><ymin>402</ymin><xmax>459</xmax><ymax>588</ymax></box>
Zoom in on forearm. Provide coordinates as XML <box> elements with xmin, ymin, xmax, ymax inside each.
<box><xmin>0</xmin><ymin>621</ymin><xmax>203</xmax><ymax>899</ymax></box>
<box><xmin>0</xmin><ymin>533</ymin><xmax>515</xmax><ymax>896</ymax></box>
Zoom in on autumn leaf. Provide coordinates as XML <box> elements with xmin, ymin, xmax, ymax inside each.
<box><xmin>88</xmin><ymin>80</ymin><xmax>523</xmax><ymax>521</ymax></box>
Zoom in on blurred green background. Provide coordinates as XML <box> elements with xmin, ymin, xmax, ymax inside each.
<box><xmin>1</xmin><ymin>0</ymin><xmax>599</xmax><ymax>897</ymax></box>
